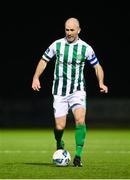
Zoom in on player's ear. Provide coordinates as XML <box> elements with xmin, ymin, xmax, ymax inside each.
<box><xmin>78</xmin><ymin>28</ymin><xmax>81</xmax><ymax>34</ymax></box>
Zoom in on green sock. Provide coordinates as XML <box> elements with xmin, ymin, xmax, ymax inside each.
<box><xmin>75</xmin><ymin>124</ymin><xmax>87</xmax><ymax>157</ymax></box>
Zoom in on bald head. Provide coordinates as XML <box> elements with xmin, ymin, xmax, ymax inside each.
<box><xmin>65</xmin><ymin>17</ymin><xmax>80</xmax><ymax>28</ymax></box>
<box><xmin>65</xmin><ymin>17</ymin><xmax>81</xmax><ymax>43</ymax></box>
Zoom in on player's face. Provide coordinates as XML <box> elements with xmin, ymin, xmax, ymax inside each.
<box><xmin>65</xmin><ymin>22</ymin><xmax>80</xmax><ymax>43</ymax></box>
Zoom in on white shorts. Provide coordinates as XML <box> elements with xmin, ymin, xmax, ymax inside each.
<box><xmin>53</xmin><ymin>91</ymin><xmax>86</xmax><ymax>118</ymax></box>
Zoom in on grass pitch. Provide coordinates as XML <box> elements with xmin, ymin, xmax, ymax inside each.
<box><xmin>0</xmin><ymin>128</ymin><xmax>130</xmax><ymax>179</ymax></box>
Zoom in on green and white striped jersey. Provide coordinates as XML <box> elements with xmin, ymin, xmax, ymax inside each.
<box><xmin>42</xmin><ymin>37</ymin><xmax>99</xmax><ymax>96</ymax></box>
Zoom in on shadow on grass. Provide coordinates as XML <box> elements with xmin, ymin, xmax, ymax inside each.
<box><xmin>24</xmin><ymin>162</ymin><xmax>74</xmax><ymax>168</ymax></box>
<box><xmin>23</xmin><ymin>162</ymin><xmax>54</xmax><ymax>166</ymax></box>
<box><xmin>3</xmin><ymin>162</ymin><xmax>74</xmax><ymax>168</ymax></box>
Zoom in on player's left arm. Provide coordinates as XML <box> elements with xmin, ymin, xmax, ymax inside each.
<box><xmin>94</xmin><ymin>63</ymin><xmax>108</xmax><ymax>93</ymax></box>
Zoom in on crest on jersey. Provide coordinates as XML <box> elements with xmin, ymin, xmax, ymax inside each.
<box><xmin>77</xmin><ymin>54</ymin><xmax>82</xmax><ymax>60</ymax></box>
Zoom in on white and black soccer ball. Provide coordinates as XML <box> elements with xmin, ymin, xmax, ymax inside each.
<box><xmin>52</xmin><ymin>149</ymin><xmax>71</xmax><ymax>166</ymax></box>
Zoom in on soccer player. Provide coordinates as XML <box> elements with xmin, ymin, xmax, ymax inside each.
<box><xmin>32</xmin><ymin>17</ymin><xmax>108</xmax><ymax>167</ymax></box>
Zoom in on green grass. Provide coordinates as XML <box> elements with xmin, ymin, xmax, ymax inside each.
<box><xmin>0</xmin><ymin>128</ymin><xmax>130</xmax><ymax>179</ymax></box>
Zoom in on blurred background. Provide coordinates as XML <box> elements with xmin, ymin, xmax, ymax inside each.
<box><xmin>0</xmin><ymin>2</ymin><xmax>130</xmax><ymax>128</ymax></box>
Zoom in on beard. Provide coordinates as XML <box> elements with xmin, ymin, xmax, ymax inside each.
<box><xmin>66</xmin><ymin>36</ymin><xmax>76</xmax><ymax>43</ymax></box>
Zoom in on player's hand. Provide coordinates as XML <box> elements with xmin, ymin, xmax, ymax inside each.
<box><xmin>32</xmin><ymin>78</ymin><xmax>41</xmax><ymax>91</ymax></box>
<box><xmin>99</xmin><ymin>84</ymin><xmax>108</xmax><ymax>93</ymax></box>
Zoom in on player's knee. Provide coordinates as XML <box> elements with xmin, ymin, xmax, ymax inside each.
<box><xmin>55</xmin><ymin>120</ymin><xmax>66</xmax><ymax>130</ymax></box>
<box><xmin>75</xmin><ymin>118</ymin><xmax>85</xmax><ymax>125</ymax></box>
<box><xmin>55</xmin><ymin>116</ymin><xmax>66</xmax><ymax>130</ymax></box>
<box><xmin>55</xmin><ymin>124</ymin><xmax>65</xmax><ymax>130</ymax></box>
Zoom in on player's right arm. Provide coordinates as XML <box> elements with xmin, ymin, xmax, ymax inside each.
<box><xmin>32</xmin><ymin>41</ymin><xmax>56</xmax><ymax>91</ymax></box>
<box><xmin>32</xmin><ymin>59</ymin><xmax>47</xmax><ymax>91</ymax></box>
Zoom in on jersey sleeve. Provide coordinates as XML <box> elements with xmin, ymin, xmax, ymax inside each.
<box><xmin>42</xmin><ymin>41</ymin><xmax>56</xmax><ymax>62</ymax></box>
<box><xmin>86</xmin><ymin>45</ymin><xmax>99</xmax><ymax>67</ymax></box>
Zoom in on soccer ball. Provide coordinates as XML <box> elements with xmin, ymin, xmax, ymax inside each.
<box><xmin>52</xmin><ymin>149</ymin><xmax>71</xmax><ymax>166</ymax></box>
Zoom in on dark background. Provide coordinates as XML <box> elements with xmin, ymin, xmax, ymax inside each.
<box><xmin>0</xmin><ymin>2</ymin><xmax>130</xmax><ymax>128</ymax></box>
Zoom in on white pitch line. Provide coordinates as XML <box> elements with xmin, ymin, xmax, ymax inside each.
<box><xmin>0</xmin><ymin>150</ymin><xmax>130</xmax><ymax>154</ymax></box>
<box><xmin>0</xmin><ymin>150</ymin><xmax>47</xmax><ymax>154</ymax></box>
<box><xmin>105</xmin><ymin>150</ymin><xmax>130</xmax><ymax>154</ymax></box>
